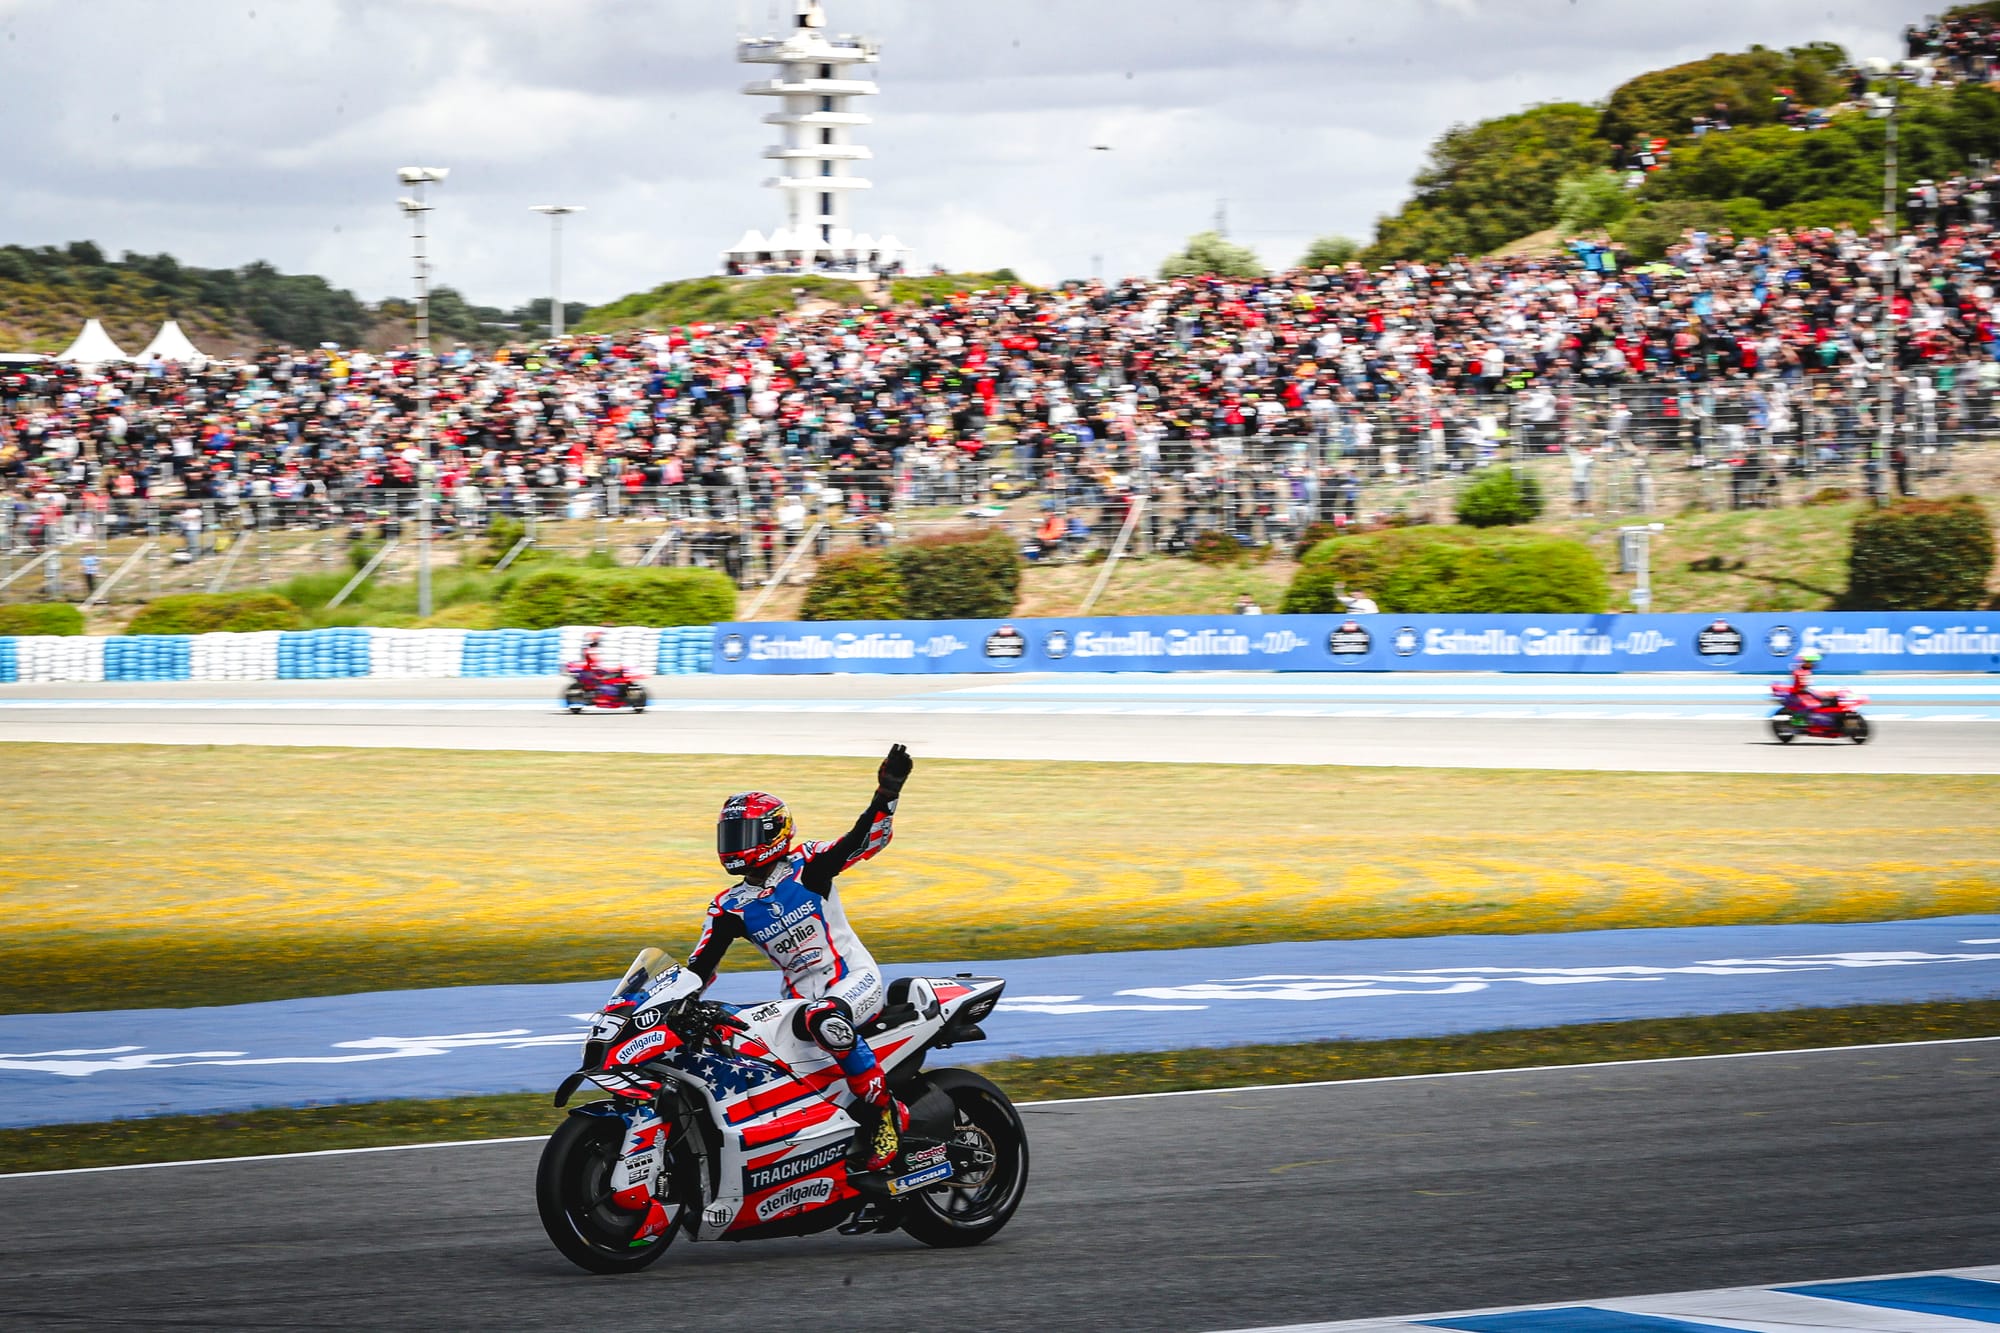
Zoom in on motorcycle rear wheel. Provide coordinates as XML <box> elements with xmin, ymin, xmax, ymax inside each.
<box><xmin>536</xmin><ymin>1112</ymin><xmax>677</xmax><ymax>1274</ymax></box>
<box><xmin>898</xmin><ymin>1069</ymin><xmax>1029</xmax><ymax>1249</ymax></box>
<box><xmin>1846</xmin><ymin>714</ymin><xmax>1872</xmax><ymax>744</ymax></box>
<box><xmin>563</xmin><ymin>684</ymin><xmax>588</xmax><ymax>715</ymax></box>
<box><xmin>1770</xmin><ymin>715</ymin><xmax>1798</xmax><ymax>744</ymax></box>
<box><xmin>625</xmin><ymin>683</ymin><xmax>649</xmax><ymax>713</ymax></box>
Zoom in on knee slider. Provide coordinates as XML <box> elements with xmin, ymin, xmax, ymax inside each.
<box><xmin>795</xmin><ymin>997</ymin><xmax>858</xmax><ymax>1055</ymax></box>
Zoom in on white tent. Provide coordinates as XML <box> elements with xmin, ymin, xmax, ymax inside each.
<box><xmin>55</xmin><ymin>319</ymin><xmax>128</xmax><ymax>368</ymax></box>
<box><xmin>136</xmin><ymin>320</ymin><xmax>206</xmax><ymax>367</ymax></box>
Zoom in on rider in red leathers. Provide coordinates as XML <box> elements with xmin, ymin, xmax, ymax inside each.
<box><xmin>688</xmin><ymin>744</ymin><xmax>915</xmax><ymax>1171</ymax></box>
<box><xmin>576</xmin><ymin>632</ymin><xmax>607</xmax><ymax>693</ymax></box>
<box><xmin>1782</xmin><ymin>648</ymin><xmax>1826</xmax><ymax>717</ymax></box>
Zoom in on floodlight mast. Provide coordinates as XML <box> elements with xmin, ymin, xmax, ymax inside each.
<box><xmin>397</xmin><ymin>166</ymin><xmax>448</xmax><ymax>617</ymax></box>
<box><xmin>531</xmin><ymin>205</ymin><xmax>585</xmax><ymax>340</ymax></box>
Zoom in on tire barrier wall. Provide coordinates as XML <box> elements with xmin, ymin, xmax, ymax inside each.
<box><xmin>713</xmin><ymin>612</ymin><xmax>2000</xmax><ymax>675</ymax></box>
<box><xmin>0</xmin><ymin>624</ymin><xmax>716</xmax><ymax>684</ymax></box>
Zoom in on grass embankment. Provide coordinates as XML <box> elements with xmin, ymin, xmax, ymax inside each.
<box><xmin>1547</xmin><ymin>501</ymin><xmax>1861</xmax><ymax>614</ymax></box>
<box><xmin>578</xmin><ymin>275</ymin><xmax>868</xmax><ymax>333</ymax></box>
<box><xmin>2</xmin><ymin>745</ymin><xmax>1996</xmax><ymax>1014</ymax></box>
<box><xmin>6</xmin><ymin>999</ymin><xmax>1994</xmax><ymax>1175</ymax></box>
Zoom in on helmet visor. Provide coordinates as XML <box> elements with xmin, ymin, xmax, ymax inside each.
<box><xmin>718</xmin><ymin>816</ymin><xmax>774</xmax><ymax>855</ymax></box>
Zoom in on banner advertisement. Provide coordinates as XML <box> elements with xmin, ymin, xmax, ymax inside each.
<box><xmin>711</xmin><ymin>612</ymin><xmax>2000</xmax><ymax>676</ymax></box>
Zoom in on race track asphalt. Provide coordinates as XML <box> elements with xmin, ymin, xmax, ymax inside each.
<box><xmin>2</xmin><ymin>674</ymin><xmax>1997</xmax><ymax>772</ymax></box>
<box><xmin>2</xmin><ymin>1042</ymin><xmax>1994</xmax><ymax>1333</ymax></box>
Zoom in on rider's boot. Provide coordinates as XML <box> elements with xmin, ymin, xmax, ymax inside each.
<box><xmin>847</xmin><ymin>1067</ymin><xmax>909</xmax><ymax>1172</ymax></box>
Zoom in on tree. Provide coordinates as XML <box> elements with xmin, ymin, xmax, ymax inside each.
<box><xmin>1159</xmin><ymin>230</ymin><xmax>1264</xmax><ymax>279</ymax></box>
<box><xmin>1364</xmin><ymin>103</ymin><xmax>1605</xmax><ymax>263</ymax></box>
<box><xmin>1597</xmin><ymin>44</ymin><xmax>1847</xmax><ymax>148</ymax></box>
<box><xmin>1298</xmin><ymin>234</ymin><xmax>1360</xmax><ymax>269</ymax></box>
<box><xmin>1554</xmin><ymin>169</ymin><xmax>1633</xmax><ymax>235</ymax></box>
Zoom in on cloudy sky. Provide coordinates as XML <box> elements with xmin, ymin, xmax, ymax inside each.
<box><xmin>0</xmin><ymin>0</ymin><xmax>1925</xmax><ymax>308</ymax></box>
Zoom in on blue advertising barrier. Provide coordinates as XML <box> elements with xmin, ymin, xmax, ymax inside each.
<box><xmin>712</xmin><ymin>612</ymin><xmax>2000</xmax><ymax>675</ymax></box>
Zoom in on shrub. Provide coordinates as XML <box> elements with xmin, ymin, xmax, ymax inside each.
<box><xmin>1283</xmin><ymin>527</ymin><xmax>1608</xmax><ymax>614</ymax></box>
<box><xmin>494</xmin><ymin>567</ymin><xmax>736</xmax><ymax>629</ymax></box>
<box><xmin>885</xmin><ymin>529</ymin><xmax>1020</xmax><ymax>619</ymax></box>
<box><xmin>1805</xmin><ymin>486</ymin><xmax>1856</xmax><ymax>507</ymax></box>
<box><xmin>800</xmin><ymin>550</ymin><xmax>907</xmax><ymax>621</ymax></box>
<box><xmin>1844</xmin><ymin>495</ymin><xmax>1996</xmax><ymax>611</ymax></box>
<box><xmin>1190</xmin><ymin>529</ymin><xmax>1252</xmax><ymax>565</ymax></box>
<box><xmin>1454</xmin><ymin>468</ymin><xmax>1546</xmax><ymax>528</ymax></box>
<box><xmin>126</xmin><ymin>591</ymin><xmax>306</xmax><ymax>634</ymax></box>
<box><xmin>0</xmin><ymin>603</ymin><xmax>85</xmax><ymax>636</ymax></box>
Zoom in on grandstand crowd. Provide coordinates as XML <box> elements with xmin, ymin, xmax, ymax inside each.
<box><xmin>6</xmin><ymin>206</ymin><xmax>2000</xmax><ymax>563</ymax></box>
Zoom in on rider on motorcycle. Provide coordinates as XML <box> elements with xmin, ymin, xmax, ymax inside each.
<box><xmin>576</xmin><ymin>632</ymin><xmax>607</xmax><ymax>692</ymax></box>
<box><xmin>1783</xmin><ymin>648</ymin><xmax>1826</xmax><ymax>716</ymax></box>
<box><xmin>687</xmin><ymin>744</ymin><xmax>915</xmax><ymax>1172</ymax></box>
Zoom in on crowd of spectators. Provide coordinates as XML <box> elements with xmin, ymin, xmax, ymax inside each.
<box><xmin>1905</xmin><ymin>11</ymin><xmax>2000</xmax><ymax>84</ymax></box>
<box><xmin>6</xmin><ymin>205</ymin><xmax>2000</xmax><ymax>570</ymax></box>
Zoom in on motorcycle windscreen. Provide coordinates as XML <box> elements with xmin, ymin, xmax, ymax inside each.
<box><xmin>611</xmin><ymin>946</ymin><xmax>680</xmax><ymax>1001</ymax></box>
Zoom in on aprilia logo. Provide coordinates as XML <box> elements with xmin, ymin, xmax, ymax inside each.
<box><xmin>745</xmin><ymin>1140</ymin><xmax>850</xmax><ymax>1192</ymax></box>
<box><xmin>755</xmin><ymin>1175</ymin><xmax>835</xmax><ymax>1220</ymax></box>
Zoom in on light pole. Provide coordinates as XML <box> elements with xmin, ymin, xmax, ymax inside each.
<box><xmin>1868</xmin><ymin>93</ymin><xmax>1898</xmax><ymax>509</ymax></box>
<box><xmin>1089</xmin><ymin>144</ymin><xmax>1113</xmax><ymax>283</ymax></box>
<box><xmin>530</xmin><ymin>205</ymin><xmax>584</xmax><ymax>341</ymax></box>
<box><xmin>1620</xmin><ymin>522</ymin><xmax>1665</xmax><ymax>610</ymax></box>
<box><xmin>398</xmin><ymin>166</ymin><xmax>448</xmax><ymax>617</ymax></box>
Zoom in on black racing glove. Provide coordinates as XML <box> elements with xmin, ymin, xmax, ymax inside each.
<box><xmin>876</xmin><ymin>742</ymin><xmax>913</xmax><ymax>802</ymax></box>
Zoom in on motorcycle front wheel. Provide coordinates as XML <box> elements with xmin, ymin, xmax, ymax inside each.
<box><xmin>625</xmin><ymin>683</ymin><xmax>649</xmax><ymax>713</ymax></box>
<box><xmin>563</xmin><ymin>684</ymin><xmax>588</xmax><ymax>715</ymax></box>
<box><xmin>899</xmin><ymin>1069</ymin><xmax>1029</xmax><ymax>1249</ymax></box>
<box><xmin>1770</xmin><ymin>715</ymin><xmax>1798</xmax><ymax>744</ymax></box>
<box><xmin>1846</xmin><ymin>714</ymin><xmax>1872</xmax><ymax>744</ymax></box>
<box><xmin>536</xmin><ymin>1112</ymin><xmax>678</xmax><ymax>1274</ymax></box>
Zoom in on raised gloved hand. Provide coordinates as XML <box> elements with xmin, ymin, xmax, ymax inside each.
<box><xmin>876</xmin><ymin>742</ymin><xmax>913</xmax><ymax>801</ymax></box>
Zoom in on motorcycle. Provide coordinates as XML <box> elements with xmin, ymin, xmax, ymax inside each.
<box><xmin>536</xmin><ymin>947</ymin><xmax>1028</xmax><ymax>1274</ymax></box>
<box><xmin>1768</xmin><ymin>683</ymin><xmax>1872</xmax><ymax>744</ymax></box>
<box><xmin>563</xmin><ymin>662</ymin><xmax>649</xmax><ymax>714</ymax></box>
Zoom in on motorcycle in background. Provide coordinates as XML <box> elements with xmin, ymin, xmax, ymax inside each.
<box><xmin>1768</xmin><ymin>683</ymin><xmax>1872</xmax><ymax>744</ymax></box>
<box><xmin>536</xmin><ymin>947</ymin><xmax>1028</xmax><ymax>1273</ymax></box>
<box><xmin>563</xmin><ymin>662</ymin><xmax>649</xmax><ymax>714</ymax></box>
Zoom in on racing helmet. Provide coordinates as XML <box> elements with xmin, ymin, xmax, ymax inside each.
<box><xmin>718</xmin><ymin>791</ymin><xmax>793</xmax><ymax>877</ymax></box>
<box><xmin>1794</xmin><ymin>649</ymin><xmax>1823</xmax><ymax>668</ymax></box>
<box><xmin>586</xmin><ymin>632</ymin><xmax>605</xmax><ymax>649</ymax></box>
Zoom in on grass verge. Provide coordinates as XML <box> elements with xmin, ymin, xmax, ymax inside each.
<box><xmin>4</xmin><ymin>745</ymin><xmax>1997</xmax><ymax>1013</ymax></box>
<box><xmin>6</xmin><ymin>999</ymin><xmax>1995</xmax><ymax>1175</ymax></box>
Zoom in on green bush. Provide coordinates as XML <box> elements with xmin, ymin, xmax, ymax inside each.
<box><xmin>125</xmin><ymin>591</ymin><xmax>306</xmax><ymax>635</ymax></box>
<box><xmin>1844</xmin><ymin>495</ymin><xmax>1996</xmax><ymax>611</ymax></box>
<box><xmin>0</xmin><ymin>603</ymin><xmax>85</xmax><ymax>636</ymax></box>
<box><xmin>493</xmin><ymin>567</ymin><xmax>735</xmax><ymax>629</ymax></box>
<box><xmin>1284</xmin><ymin>527</ymin><xmax>1608</xmax><ymax>614</ymax></box>
<box><xmin>885</xmin><ymin>529</ymin><xmax>1021</xmax><ymax>620</ymax></box>
<box><xmin>1190</xmin><ymin>529</ymin><xmax>1254</xmax><ymax>565</ymax></box>
<box><xmin>1454</xmin><ymin>468</ymin><xmax>1547</xmax><ymax>528</ymax></box>
<box><xmin>799</xmin><ymin>550</ymin><xmax>908</xmax><ymax>621</ymax></box>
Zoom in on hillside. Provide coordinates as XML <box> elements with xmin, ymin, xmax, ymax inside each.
<box><xmin>1361</xmin><ymin>9</ymin><xmax>2000</xmax><ymax>265</ymax></box>
<box><xmin>0</xmin><ymin>242</ymin><xmax>568</xmax><ymax>355</ymax></box>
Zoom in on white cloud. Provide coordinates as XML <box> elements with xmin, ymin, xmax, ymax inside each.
<box><xmin>0</xmin><ymin>0</ymin><xmax>1928</xmax><ymax>309</ymax></box>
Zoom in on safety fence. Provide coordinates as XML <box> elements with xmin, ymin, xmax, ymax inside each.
<box><xmin>0</xmin><ymin>624</ymin><xmax>714</xmax><ymax>684</ymax></box>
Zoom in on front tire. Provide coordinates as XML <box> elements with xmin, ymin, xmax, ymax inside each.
<box><xmin>899</xmin><ymin>1069</ymin><xmax>1029</xmax><ymax>1249</ymax></box>
<box><xmin>536</xmin><ymin>1112</ymin><xmax>677</xmax><ymax>1274</ymax></box>
<box><xmin>1770</xmin><ymin>715</ymin><xmax>1798</xmax><ymax>744</ymax></box>
<box><xmin>1846</xmin><ymin>714</ymin><xmax>1872</xmax><ymax>744</ymax></box>
<box><xmin>625</xmin><ymin>683</ymin><xmax>648</xmax><ymax>713</ymax></box>
<box><xmin>563</xmin><ymin>684</ymin><xmax>588</xmax><ymax>715</ymax></box>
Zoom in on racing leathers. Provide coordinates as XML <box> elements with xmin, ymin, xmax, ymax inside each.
<box><xmin>687</xmin><ymin>784</ymin><xmax>907</xmax><ymax>1169</ymax></box>
<box><xmin>1784</xmin><ymin>661</ymin><xmax>1825</xmax><ymax>716</ymax></box>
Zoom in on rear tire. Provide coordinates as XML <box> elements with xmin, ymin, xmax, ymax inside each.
<box><xmin>563</xmin><ymin>684</ymin><xmax>588</xmax><ymax>715</ymax></box>
<box><xmin>1846</xmin><ymin>714</ymin><xmax>1872</xmax><ymax>744</ymax></box>
<box><xmin>1770</xmin><ymin>715</ymin><xmax>1797</xmax><ymax>744</ymax></box>
<box><xmin>536</xmin><ymin>1112</ymin><xmax>678</xmax><ymax>1274</ymax></box>
<box><xmin>626</xmin><ymin>683</ymin><xmax>648</xmax><ymax>713</ymax></box>
<box><xmin>898</xmin><ymin>1069</ymin><xmax>1029</xmax><ymax>1249</ymax></box>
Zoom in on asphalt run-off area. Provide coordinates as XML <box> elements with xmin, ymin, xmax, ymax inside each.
<box><xmin>2</xmin><ymin>670</ymin><xmax>1998</xmax><ymax>771</ymax></box>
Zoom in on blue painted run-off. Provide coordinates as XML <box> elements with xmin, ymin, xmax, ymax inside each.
<box><xmin>1782</xmin><ymin>1276</ymin><xmax>2000</xmax><ymax>1325</ymax></box>
<box><xmin>1422</xmin><ymin>1308</ymin><xmax>1748</xmax><ymax>1332</ymax></box>
<box><xmin>0</xmin><ymin>916</ymin><xmax>1995</xmax><ymax>1129</ymax></box>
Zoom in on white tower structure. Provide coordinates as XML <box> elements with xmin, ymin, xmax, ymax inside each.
<box><xmin>724</xmin><ymin>0</ymin><xmax>908</xmax><ymax>277</ymax></box>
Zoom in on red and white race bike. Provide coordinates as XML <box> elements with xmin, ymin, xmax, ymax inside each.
<box><xmin>536</xmin><ymin>947</ymin><xmax>1028</xmax><ymax>1273</ymax></box>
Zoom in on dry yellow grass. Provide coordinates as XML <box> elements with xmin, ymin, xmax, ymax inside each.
<box><xmin>2</xmin><ymin>744</ymin><xmax>1995</xmax><ymax>1012</ymax></box>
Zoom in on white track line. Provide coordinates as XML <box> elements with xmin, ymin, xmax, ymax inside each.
<box><xmin>4</xmin><ymin>1033</ymin><xmax>1995</xmax><ymax>1182</ymax></box>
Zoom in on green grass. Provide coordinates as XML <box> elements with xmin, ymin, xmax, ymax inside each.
<box><xmin>1014</xmin><ymin>553</ymin><xmax>1300</xmax><ymax>617</ymax></box>
<box><xmin>3</xmin><ymin>745</ymin><xmax>1996</xmax><ymax>1014</ymax></box>
<box><xmin>6</xmin><ymin>999</ymin><xmax>1992</xmax><ymax>1175</ymax></box>
<box><xmin>886</xmin><ymin>271</ymin><xmax>1029</xmax><ymax>304</ymax></box>
<box><xmin>1543</xmin><ymin>500</ymin><xmax>1864</xmax><ymax>613</ymax></box>
<box><xmin>272</xmin><ymin>566</ymin><xmax>514</xmax><ymax>630</ymax></box>
<box><xmin>578</xmin><ymin>275</ymin><xmax>870</xmax><ymax>333</ymax></box>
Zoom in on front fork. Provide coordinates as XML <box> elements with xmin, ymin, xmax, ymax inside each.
<box><xmin>609</xmin><ymin>1104</ymin><xmax>673</xmax><ymax>1243</ymax></box>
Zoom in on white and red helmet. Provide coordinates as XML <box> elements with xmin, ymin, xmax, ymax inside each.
<box><xmin>717</xmin><ymin>791</ymin><xmax>793</xmax><ymax>877</ymax></box>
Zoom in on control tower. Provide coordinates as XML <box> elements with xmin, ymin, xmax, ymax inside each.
<box><xmin>723</xmin><ymin>0</ymin><xmax>907</xmax><ymax>276</ymax></box>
